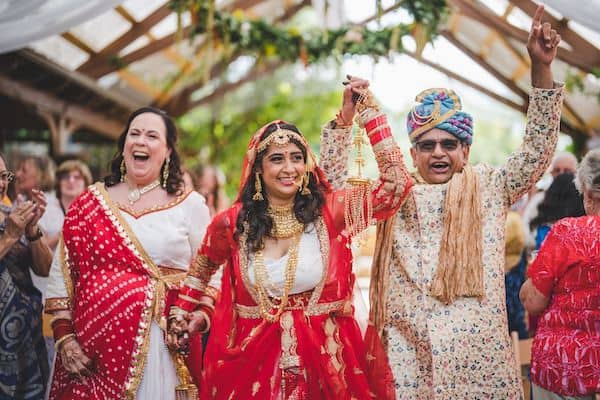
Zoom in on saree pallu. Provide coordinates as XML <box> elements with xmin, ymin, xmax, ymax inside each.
<box><xmin>49</xmin><ymin>185</ymin><xmax>200</xmax><ymax>400</ymax></box>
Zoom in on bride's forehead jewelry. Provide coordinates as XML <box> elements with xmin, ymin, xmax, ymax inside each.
<box><xmin>256</xmin><ymin>126</ymin><xmax>308</xmax><ymax>153</ymax></box>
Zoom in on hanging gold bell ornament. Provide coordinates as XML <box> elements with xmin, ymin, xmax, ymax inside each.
<box><xmin>344</xmin><ymin>113</ymin><xmax>373</xmax><ymax>242</ymax></box>
<box><xmin>174</xmin><ymin>352</ymin><xmax>198</xmax><ymax>400</ymax></box>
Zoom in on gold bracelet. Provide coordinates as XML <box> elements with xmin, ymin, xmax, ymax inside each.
<box><xmin>54</xmin><ymin>333</ymin><xmax>76</xmax><ymax>351</ymax></box>
<box><xmin>195</xmin><ymin>309</ymin><xmax>211</xmax><ymax>334</ymax></box>
<box><xmin>169</xmin><ymin>307</ymin><xmax>188</xmax><ymax>320</ymax></box>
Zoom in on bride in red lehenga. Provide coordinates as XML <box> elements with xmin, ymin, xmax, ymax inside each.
<box><xmin>169</xmin><ymin>78</ymin><xmax>412</xmax><ymax>399</ymax></box>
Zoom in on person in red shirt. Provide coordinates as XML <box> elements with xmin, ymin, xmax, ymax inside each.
<box><xmin>520</xmin><ymin>148</ymin><xmax>600</xmax><ymax>400</ymax></box>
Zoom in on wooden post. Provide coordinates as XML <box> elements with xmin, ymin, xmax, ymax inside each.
<box><xmin>39</xmin><ymin>111</ymin><xmax>81</xmax><ymax>158</ymax></box>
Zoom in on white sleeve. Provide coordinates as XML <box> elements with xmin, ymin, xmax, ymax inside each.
<box><xmin>45</xmin><ymin>245</ymin><xmax>68</xmax><ymax>299</ymax></box>
<box><xmin>187</xmin><ymin>192</ymin><xmax>210</xmax><ymax>254</ymax></box>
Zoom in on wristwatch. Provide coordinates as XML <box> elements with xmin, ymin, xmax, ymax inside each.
<box><xmin>26</xmin><ymin>226</ymin><xmax>43</xmax><ymax>242</ymax></box>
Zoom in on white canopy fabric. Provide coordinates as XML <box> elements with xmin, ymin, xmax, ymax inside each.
<box><xmin>0</xmin><ymin>0</ymin><xmax>125</xmax><ymax>54</ymax></box>
<box><xmin>542</xmin><ymin>0</ymin><xmax>600</xmax><ymax>34</ymax></box>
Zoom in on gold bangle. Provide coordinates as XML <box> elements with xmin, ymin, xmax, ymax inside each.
<box><xmin>54</xmin><ymin>333</ymin><xmax>76</xmax><ymax>351</ymax></box>
<box><xmin>195</xmin><ymin>310</ymin><xmax>211</xmax><ymax>334</ymax></box>
<box><xmin>169</xmin><ymin>307</ymin><xmax>188</xmax><ymax>320</ymax></box>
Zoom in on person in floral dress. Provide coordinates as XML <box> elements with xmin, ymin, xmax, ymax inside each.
<box><xmin>520</xmin><ymin>148</ymin><xmax>600</xmax><ymax>400</ymax></box>
<box><xmin>320</xmin><ymin>5</ymin><xmax>564</xmax><ymax>399</ymax></box>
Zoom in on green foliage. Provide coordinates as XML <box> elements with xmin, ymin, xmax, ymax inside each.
<box><xmin>169</xmin><ymin>0</ymin><xmax>448</xmax><ymax>65</ymax></box>
<box><xmin>565</xmin><ymin>68</ymin><xmax>600</xmax><ymax>104</ymax></box>
<box><xmin>178</xmin><ymin>77</ymin><xmax>341</xmax><ymax>196</ymax></box>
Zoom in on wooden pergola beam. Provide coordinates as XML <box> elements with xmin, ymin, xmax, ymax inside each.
<box><xmin>189</xmin><ymin>60</ymin><xmax>283</xmax><ymax>109</ymax></box>
<box><xmin>81</xmin><ymin>0</ymin><xmax>267</xmax><ymax>79</ymax></box>
<box><xmin>405</xmin><ymin>51</ymin><xmax>526</xmax><ymax>113</ymax></box>
<box><xmin>441</xmin><ymin>30</ymin><xmax>529</xmax><ymax>101</ymax></box>
<box><xmin>161</xmin><ymin>0</ymin><xmax>310</xmax><ymax>115</ymax></box>
<box><xmin>61</xmin><ymin>32</ymin><xmax>96</xmax><ymax>55</ymax></box>
<box><xmin>407</xmin><ymin>52</ymin><xmax>589</xmax><ymax>144</ymax></box>
<box><xmin>447</xmin><ymin>0</ymin><xmax>597</xmax><ymax>73</ymax></box>
<box><xmin>77</xmin><ymin>4</ymin><xmax>172</xmax><ymax>77</ymax></box>
<box><xmin>0</xmin><ymin>74</ymin><xmax>123</xmax><ymax>139</ymax></box>
<box><xmin>508</xmin><ymin>0</ymin><xmax>600</xmax><ymax>61</ymax></box>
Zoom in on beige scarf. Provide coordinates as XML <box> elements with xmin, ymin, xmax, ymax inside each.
<box><xmin>370</xmin><ymin>164</ymin><xmax>484</xmax><ymax>335</ymax></box>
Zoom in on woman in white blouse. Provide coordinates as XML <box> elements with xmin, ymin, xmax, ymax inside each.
<box><xmin>44</xmin><ymin>107</ymin><xmax>214</xmax><ymax>400</ymax></box>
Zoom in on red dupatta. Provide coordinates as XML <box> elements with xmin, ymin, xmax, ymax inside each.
<box><xmin>49</xmin><ymin>183</ymin><xmax>172</xmax><ymax>400</ymax></box>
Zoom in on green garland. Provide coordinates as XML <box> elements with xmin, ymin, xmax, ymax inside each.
<box><xmin>169</xmin><ymin>0</ymin><xmax>448</xmax><ymax>64</ymax></box>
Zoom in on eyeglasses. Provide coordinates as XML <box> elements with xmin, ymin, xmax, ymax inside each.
<box><xmin>0</xmin><ymin>171</ymin><xmax>14</xmax><ymax>182</ymax></box>
<box><xmin>60</xmin><ymin>173</ymin><xmax>84</xmax><ymax>181</ymax></box>
<box><xmin>414</xmin><ymin>139</ymin><xmax>460</xmax><ymax>153</ymax></box>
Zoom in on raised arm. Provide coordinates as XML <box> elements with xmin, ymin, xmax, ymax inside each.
<box><xmin>330</xmin><ymin>88</ymin><xmax>413</xmax><ymax>235</ymax></box>
<box><xmin>319</xmin><ymin>76</ymin><xmax>365</xmax><ymax>189</ymax></box>
<box><xmin>500</xmin><ymin>5</ymin><xmax>564</xmax><ymax>205</ymax></box>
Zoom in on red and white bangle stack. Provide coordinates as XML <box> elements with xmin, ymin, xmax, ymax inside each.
<box><xmin>51</xmin><ymin>316</ymin><xmax>75</xmax><ymax>351</ymax></box>
<box><xmin>364</xmin><ymin>114</ymin><xmax>392</xmax><ymax>146</ymax></box>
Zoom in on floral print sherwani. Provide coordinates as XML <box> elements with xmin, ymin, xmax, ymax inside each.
<box><xmin>319</xmin><ymin>85</ymin><xmax>564</xmax><ymax>400</ymax></box>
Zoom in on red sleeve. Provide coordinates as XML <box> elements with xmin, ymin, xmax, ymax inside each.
<box><xmin>327</xmin><ymin>112</ymin><xmax>413</xmax><ymax>237</ymax></box>
<box><xmin>175</xmin><ymin>207</ymin><xmax>236</xmax><ymax>311</ymax></box>
<box><xmin>527</xmin><ymin>219</ymin><xmax>574</xmax><ymax>297</ymax></box>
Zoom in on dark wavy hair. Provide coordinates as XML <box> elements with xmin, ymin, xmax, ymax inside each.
<box><xmin>235</xmin><ymin>122</ymin><xmax>325</xmax><ymax>253</ymax></box>
<box><xmin>530</xmin><ymin>172</ymin><xmax>585</xmax><ymax>229</ymax></box>
<box><xmin>104</xmin><ymin>107</ymin><xmax>183</xmax><ymax>194</ymax></box>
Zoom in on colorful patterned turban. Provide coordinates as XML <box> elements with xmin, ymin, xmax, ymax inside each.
<box><xmin>406</xmin><ymin>88</ymin><xmax>474</xmax><ymax>144</ymax></box>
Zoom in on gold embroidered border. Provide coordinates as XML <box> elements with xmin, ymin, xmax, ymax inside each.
<box><xmin>306</xmin><ymin>218</ymin><xmax>330</xmax><ymax>313</ymax></box>
<box><xmin>235</xmin><ymin>299</ymin><xmax>346</xmax><ymax>319</ymax></box>
<box><xmin>280</xmin><ymin>311</ymin><xmax>300</xmax><ymax>370</ymax></box>
<box><xmin>204</xmin><ymin>285</ymin><xmax>220</xmax><ymax>300</ymax></box>
<box><xmin>238</xmin><ymin>229</ymin><xmax>259</xmax><ymax>305</ymax></box>
<box><xmin>324</xmin><ymin>316</ymin><xmax>345</xmax><ymax>380</ymax></box>
<box><xmin>57</xmin><ymin>236</ymin><xmax>75</xmax><ymax>301</ymax></box>
<box><xmin>45</xmin><ymin>297</ymin><xmax>71</xmax><ymax>312</ymax></box>
<box><xmin>187</xmin><ymin>254</ymin><xmax>218</xmax><ymax>288</ymax></box>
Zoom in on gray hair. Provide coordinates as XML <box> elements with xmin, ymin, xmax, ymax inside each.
<box><xmin>551</xmin><ymin>151</ymin><xmax>578</xmax><ymax>168</ymax></box>
<box><xmin>575</xmin><ymin>149</ymin><xmax>600</xmax><ymax>194</ymax></box>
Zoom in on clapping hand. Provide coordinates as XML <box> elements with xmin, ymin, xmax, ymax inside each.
<box><xmin>5</xmin><ymin>201</ymin><xmax>36</xmax><ymax>241</ymax></box>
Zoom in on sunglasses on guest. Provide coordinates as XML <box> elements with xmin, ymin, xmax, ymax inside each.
<box><xmin>413</xmin><ymin>139</ymin><xmax>461</xmax><ymax>153</ymax></box>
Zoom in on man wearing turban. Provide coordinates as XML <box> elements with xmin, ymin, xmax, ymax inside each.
<box><xmin>320</xmin><ymin>5</ymin><xmax>564</xmax><ymax>399</ymax></box>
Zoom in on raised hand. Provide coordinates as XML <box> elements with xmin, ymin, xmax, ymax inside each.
<box><xmin>339</xmin><ymin>75</ymin><xmax>370</xmax><ymax>125</ymax></box>
<box><xmin>527</xmin><ymin>5</ymin><xmax>560</xmax><ymax>66</ymax></box>
<box><xmin>527</xmin><ymin>5</ymin><xmax>559</xmax><ymax>88</ymax></box>
<box><xmin>28</xmin><ymin>189</ymin><xmax>47</xmax><ymax>226</ymax></box>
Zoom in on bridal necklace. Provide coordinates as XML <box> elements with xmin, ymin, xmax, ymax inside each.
<box><xmin>268</xmin><ymin>204</ymin><xmax>304</xmax><ymax>238</ymax></box>
<box><xmin>125</xmin><ymin>177</ymin><xmax>160</xmax><ymax>205</ymax></box>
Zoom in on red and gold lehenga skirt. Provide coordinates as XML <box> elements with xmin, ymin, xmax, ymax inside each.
<box><xmin>200</xmin><ymin>286</ymin><xmax>395</xmax><ymax>400</ymax></box>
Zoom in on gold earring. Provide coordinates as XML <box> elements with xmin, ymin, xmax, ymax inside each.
<box><xmin>252</xmin><ymin>172</ymin><xmax>264</xmax><ymax>201</ymax></box>
<box><xmin>162</xmin><ymin>157</ymin><xmax>170</xmax><ymax>188</ymax></box>
<box><xmin>120</xmin><ymin>158</ymin><xmax>126</xmax><ymax>183</ymax></box>
<box><xmin>301</xmin><ymin>172</ymin><xmax>311</xmax><ymax>196</ymax></box>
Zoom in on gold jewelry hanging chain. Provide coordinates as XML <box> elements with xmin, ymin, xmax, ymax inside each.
<box><xmin>253</xmin><ymin>233</ymin><xmax>302</xmax><ymax>323</ymax></box>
